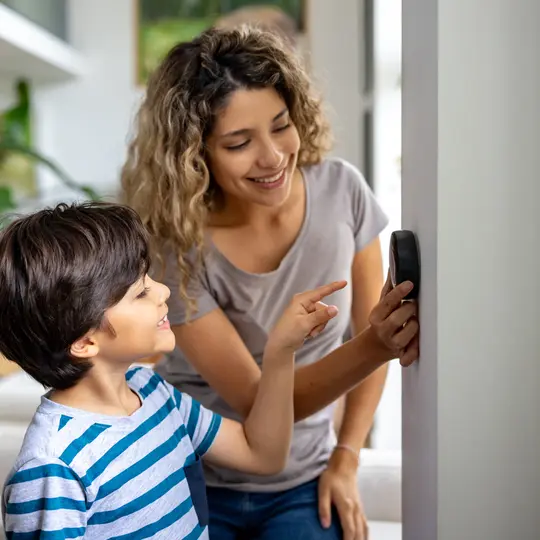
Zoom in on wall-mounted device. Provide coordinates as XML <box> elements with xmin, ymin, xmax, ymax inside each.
<box><xmin>389</xmin><ymin>230</ymin><xmax>420</xmax><ymax>300</ymax></box>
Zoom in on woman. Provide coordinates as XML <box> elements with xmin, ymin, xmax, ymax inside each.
<box><xmin>122</xmin><ymin>26</ymin><xmax>418</xmax><ymax>540</ymax></box>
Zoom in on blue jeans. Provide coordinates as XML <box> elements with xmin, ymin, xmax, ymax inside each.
<box><xmin>206</xmin><ymin>478</ymin><xmax>343</xmax><ymax>539</ymax></box>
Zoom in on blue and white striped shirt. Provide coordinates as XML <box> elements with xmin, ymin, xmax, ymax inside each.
<box><xmin>2</xmin><ymin>367</ymin><xmax>222</xmax><ymax>539</ymax></box>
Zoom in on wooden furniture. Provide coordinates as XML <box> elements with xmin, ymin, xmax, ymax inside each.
<box><xmin>0</xmin><ymin>355</ymin><xmax>19</xmax><ymax>376</ymax></box>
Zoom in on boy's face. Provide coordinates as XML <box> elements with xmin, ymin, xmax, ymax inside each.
<box><xmin>91</xmin><ymin>275</ymin><xmax>175</xmax><ymax>363</ymax></box>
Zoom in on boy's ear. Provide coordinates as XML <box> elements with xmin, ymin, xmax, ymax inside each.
<box><xmin>70</xmin><ymin>332</ymin><xmax>99</xmax><ymax>360</ymax></box>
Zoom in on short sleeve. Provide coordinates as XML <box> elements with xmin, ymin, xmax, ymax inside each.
<box><xmin>3</xmin><ymin>457</ymin><xmax>87</xmax><ymax>539</ymax></box>
<box><xmin>154</xmin><ymin>247</ymin><xmax>218</xmax><ymax>326</ymax></box>
<box><xmin>343</xmin><ymin>160</ymin><xmax>389</xmax><ymax>252</ymax></box>
<box><xmin>162</xmin><ymin>381</ymin><xmax>222</xmax><ymax>458</ymax></box>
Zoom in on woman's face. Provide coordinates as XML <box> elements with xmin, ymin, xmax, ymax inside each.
<box><xmin>206</xmin><ymin>87</ymin><xmax>301</xmax><ymax>208</ymax></box>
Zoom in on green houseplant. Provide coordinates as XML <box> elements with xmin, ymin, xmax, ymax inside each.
<box><xmin>0</xmin><ymin>80</ymin><xmax>99</xmax><ymax>221</ymax></box>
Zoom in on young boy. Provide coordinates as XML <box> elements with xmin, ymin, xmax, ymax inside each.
<box><xmin>0</xmin><ymin>202</ymin><xmax>345</xmax><ymax>539</ymax></box>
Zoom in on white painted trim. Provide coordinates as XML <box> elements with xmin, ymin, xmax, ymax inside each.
<box><xmin>0</xmin><ymin>3</ymin><xmax>86</xmax><ymax>81</ymax></box>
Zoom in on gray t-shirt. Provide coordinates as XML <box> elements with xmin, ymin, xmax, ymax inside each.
<box><xmin>156</xmin><ymin>157</ymin><xmax>389</xmax><ymax>492</ymax></box>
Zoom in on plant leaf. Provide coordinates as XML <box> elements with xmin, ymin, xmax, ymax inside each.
<box><xmin>0</xmin><ymin>186</ymin><xmax>16</xmax><ymax>212</ymax></box>
<box><xmin>0</xmin><ymin>142</ymin><xmax>101</xmax><ymax>201</ymax></box>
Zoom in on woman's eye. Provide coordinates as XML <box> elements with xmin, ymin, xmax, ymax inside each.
<box><xmin>226</xmin><ymin>140</ymin><xmax>250</xmax><ymax>151</ymax></box>
<box><xmin>274</xmin><ymin>123</ymin><xmax>291</xmax><ymax>132</ymax></box>
<box><xmin>225</xmin><ymin>124</ymin><xmax>290</xmax><ymax>151</ymax></box>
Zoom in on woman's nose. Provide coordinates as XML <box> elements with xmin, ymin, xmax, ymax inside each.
<box><xmin>257</xmin><ymin>141</ymin><xmax>284</xmax><ymax>170</ymax></box>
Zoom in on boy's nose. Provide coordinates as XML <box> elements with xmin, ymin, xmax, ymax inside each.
<box><xmin>159</xmin><ymin>284</ymin><xmax>171</xmax><ymax>304</ymax></box>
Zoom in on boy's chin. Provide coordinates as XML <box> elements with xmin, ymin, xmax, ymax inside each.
<box><xmin>132</xmin><ymin>333</ymin><xmax>176</xmax><ymax>363</ymax></box>
<box><xmin>157</xmin><ymin>334</ymin><xmax>176</xmax><ymax>353</ymax></box>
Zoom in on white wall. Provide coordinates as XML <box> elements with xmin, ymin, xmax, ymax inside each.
<box><xmin>33</xmin><ymin>0</ymin><xmax>142</xmax><ymax>202</ymax></box>
<box><xmin>402</xmin><ymin>0</ymin><xmax>540</xmax><ymax>538</ymax></box>
<box><xmin>307</xmin><ymin>0</ymin><xmax>362</xmax><ymax>168</ymax></box>
<box><xmin>370</xmin><ymin>0</ymin><xmax>403</xmax><ymax>451</ymax></box>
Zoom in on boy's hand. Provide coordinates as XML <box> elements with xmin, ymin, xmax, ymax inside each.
<box><xmin>268</xmin><ymin>281</ymin><xmax>348</xmax><ymax>354</ymax></box>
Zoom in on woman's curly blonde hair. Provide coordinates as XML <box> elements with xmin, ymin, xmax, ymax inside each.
<box><xmin>121</xmin><ymin>25</ymin><xmax>332</xmax><ymax>313</ymax></box>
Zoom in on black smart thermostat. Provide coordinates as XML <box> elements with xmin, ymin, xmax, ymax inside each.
<box><xmin>389</xmin><ymin>230</ymin><xmax>420</xmax><ymax>300</ymax></box>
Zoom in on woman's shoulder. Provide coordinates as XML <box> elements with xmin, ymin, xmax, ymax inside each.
<box><xmin>302</xmin><ymin>157</ymin><xmax>371</xmax><ymax>203</ymax></box>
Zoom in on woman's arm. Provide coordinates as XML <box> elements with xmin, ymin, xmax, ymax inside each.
<box><xmin>334</xmin><ymin>238</ymin><xmax>387</xmax><ymax>455</ymax></box>
<box><xmin>172</xmin><ymin>275</ymin><xmax>418</xmax><ymax>421</ymax></box>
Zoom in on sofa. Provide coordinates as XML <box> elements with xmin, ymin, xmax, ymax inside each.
<box><xmin>0</xmin><ymin>371</ymin><xmax>402</xmax><ymax>539</ymax></box>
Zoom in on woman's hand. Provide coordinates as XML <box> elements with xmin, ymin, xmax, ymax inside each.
<box><xmin>318</xmin><ymin>449</ymin><xmax>368</xmax><ymax>540</ymax></box>
<box><xmin>368</xmin><ymin>272</ymin><xmax>419</xmax><ymax>367</ymax></box>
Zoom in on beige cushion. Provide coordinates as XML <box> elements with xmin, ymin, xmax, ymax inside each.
<box><xmin>359</xmin><ymin>449</ymin><xmax>402</xmax><ymax>522</ymax></box>
<box><xmin>369</xmin><ymin>521</ymin><xmax>402</xmax><ymax>539</ymax></box>
<box><xmin>0</xmin><ymin>372</ymin><xmax>43</xmax><ymax>424</ymax></box>
<box><xmin>0</xmin><ymin>422</ymin><xmax>27</xmax><ymax>484</ymax></box>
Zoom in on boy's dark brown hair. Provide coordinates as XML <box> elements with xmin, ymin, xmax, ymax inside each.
<box><xmin>0</xmin><ymin>202</ymin><xmax>151</xmax><ymax>389</ymax></box>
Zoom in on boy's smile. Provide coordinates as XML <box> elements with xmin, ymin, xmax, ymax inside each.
<box><xmin>157</xmin><ymin>313</ymin><xmax>170</xmax><ymax>331</ymax></box>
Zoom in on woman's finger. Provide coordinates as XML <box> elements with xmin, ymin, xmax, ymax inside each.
<box><xmin>356</xmin><ymin>509</ymin><xmax>365</xmax><ymax>540</ymax></box>
<box><xmin>370</xmin><ymin>281</ymin><xmax>414</xmax><ymax>323</ymax></box>
<box><xmin>392</xmin><ymin>317</ymin><xmax>419</xmax><ymax>350</ymax></box>
<box><xmin>361</xmin><ymin>513</ymin><xmax>369</xmax><ymax>540</ymax></box>
<box><xmin>379</xmin><ymin>270</ymin><xmax>393</xmax><ymax>300</ymax></box>
<box><xmin>317</xmin><ymin>482</ymin><xmax>333</xmax><ymax>529</ymax></box>
<box><xmin>384</xmin><ymin>302</ymin><xmax>417</xmax><ymax>334</ymax></box>
<box><xmin>400</xmin><ymin>335</ymin><xmax>420</xmax><ymax>366</ymax></box>
<box><xmin>335</xmin><ymin>500</ymin><xmax>356</xmax><ymax>540</ymax></box>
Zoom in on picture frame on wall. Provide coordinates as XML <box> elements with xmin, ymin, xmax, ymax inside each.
<box><xmin>135</xmin><ymin>0</ymin><xmax>306</xmax><ymax>86</ymax></box>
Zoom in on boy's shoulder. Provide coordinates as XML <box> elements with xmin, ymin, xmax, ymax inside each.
<box><xmin>5</xmin><ymin>367</ymin><xmax>167</xmax><ymax>483</ymax></box>
<box><xmin>5</xmin><ymin>399</ymin><xmax>104</xmax><ymax>489</ymax></box>
<box><xmin>4</xmin><ymin>367</ymin><xmax>196</xmax><ymax>485</ymax></box>
<box><xmin>2</xmin><ymin>403</ymin><xmax>91</xmax><ymax>517</ymax></box>
<box><xmin>8</xmin><ymin>403</ymin><xmax>74</xmax><ymax>474</ymax></box>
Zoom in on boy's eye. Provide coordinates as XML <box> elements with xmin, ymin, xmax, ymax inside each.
<box><xmin>136</xmin><ymin>287</ymin><xmax>150</xmax><ymax>299</ymax></box>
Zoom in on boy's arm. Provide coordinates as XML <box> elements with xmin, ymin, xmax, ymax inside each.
<box><xmin>204</xmin><ymin>281</ymin><xmax>347</xmax><ymax>475</ymax></box>
<box><xmin>3</xmin><ymin>457</ymin><xmax>87</xmax><ymax>538</ymax></box>
<box><xmin>166</xmin><ymin>349</ymin><xmax>293</xmax><ymax>475</ymax></box>
<box><xmin>204</xmin><ymin>346</ymin><xmax>294</xmax><ymax>475</ymax></box>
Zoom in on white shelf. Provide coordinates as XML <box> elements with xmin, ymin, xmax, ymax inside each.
<box><xmin>0</xmin><ymin>4</ymin><xmax>86</xmax><ymax>83</ymax></box>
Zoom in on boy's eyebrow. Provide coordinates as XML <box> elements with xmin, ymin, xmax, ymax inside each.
<box><xmin>133</xmin><ymin>276</ymin><xmax>146</xmax><ymax>293</ymax></box>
